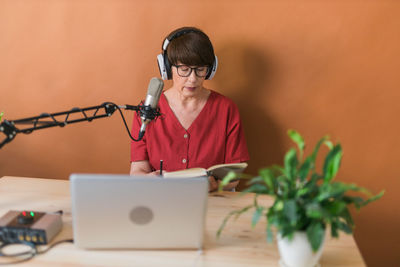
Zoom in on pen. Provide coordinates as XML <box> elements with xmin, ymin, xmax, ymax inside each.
<box><xmin>160</xmin><ymin>160</ymin><xmax>163</xmax><ymax>176</ymax></box>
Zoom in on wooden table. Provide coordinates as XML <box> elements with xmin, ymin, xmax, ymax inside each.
<box><xmin>0</xmin><ymin>176</ymin><xmax>365</xmax><ymax>266</ymax></box>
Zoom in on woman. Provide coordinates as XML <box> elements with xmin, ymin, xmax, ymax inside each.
<box><xmin>130</xmin><ymin>27</ymin><xmax>249</xmax><ymax>192</ymax></box>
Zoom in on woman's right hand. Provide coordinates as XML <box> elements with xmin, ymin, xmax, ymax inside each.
<box><xmin>148</xmin><ymin>170</ymin><xmax>161</xmax><ymax>176</ymax></box>
<box><xmin>130</xmin><ymin>160</ymin><xmax>153</xmax><ymax>175</ymax></box>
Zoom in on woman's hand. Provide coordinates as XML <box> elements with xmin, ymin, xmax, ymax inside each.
<box><xmin>208</xmin><ymin>176</ymin><xmax>220</xmax><ymax>192</ymax></box>
<box><xmin>208</xmin><ymin>176</ymin><xmax>239</xmax><ymax>192</ymax></box>
<box><xmin>130</xmin><ymin>161</ymin><xmax>163</xmax><ymax>176</ymax></box>
<box><xmin>130</xmin><ymin>161</ymin><xmax>152</xmax><ymax>175</ymax></box>
<box><xmin>148</xmin><ymin>170</ymin><xmax>161</xmax><ymax>176</ymax></box>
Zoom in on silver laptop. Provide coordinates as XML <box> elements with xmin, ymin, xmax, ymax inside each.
<box><xmin>70</xmin><ymin>174</ymin><xmax>208</xmax><ymax>249</ymax></box>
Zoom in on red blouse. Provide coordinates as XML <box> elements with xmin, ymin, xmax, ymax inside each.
<box><xmin>130</xmin><ymin>90</ymin><xmax>250</xmax><ymax>172</ymax></box>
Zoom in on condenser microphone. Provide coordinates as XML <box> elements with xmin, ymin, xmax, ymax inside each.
<box><xmin>138</xmin><ymin>77</ymin><xmax>164</xmax><ymax>140</ymax></box>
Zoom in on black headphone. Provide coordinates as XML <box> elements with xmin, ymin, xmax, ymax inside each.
<box><xmin>157</xmin><ymin>29</ymin><xmax>218</xmax><ymax>80</ymax></box>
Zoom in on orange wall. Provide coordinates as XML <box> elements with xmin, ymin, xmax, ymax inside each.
<box><xmin>1</xmin><ymin>1</ymin><xmax>399</xmax><ymax>266</ymax></box>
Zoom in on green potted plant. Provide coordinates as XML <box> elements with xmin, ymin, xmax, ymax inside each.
<box><xmin>218</xmin><ymin>130</ymin><xmax>384</xmax><ymax>267</ymax></box>
<box><xmin>0</xmin><ymin>112</ymin><xmax>3</xmax><ymax>122</ymax></box>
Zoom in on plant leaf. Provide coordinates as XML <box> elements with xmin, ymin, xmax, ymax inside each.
<box><xmin>296</xmin><ymin>187</ymin><xmax>310</xmax><ymax>198</ymax></box>
<box><xmin>219</xmin><ymin>171</ymin><xmax>238</xmax><ymax>191</ymax></box>
<box><xmin>288</xmin><ymin>129</ymin><xmax>305</xmax><ymax>160</ymax></box>
<box><xmin>259</xmin><ymin>168</ymin><xmax>275</xmax><ymax>191</ymax></box>
<box><xmin>337</xmin><ymin>220</ymin><xmax>353</xmax><ymax>234</ymax></box>
<box><xmin>324</xmin><ymin>140</ymin><xmax>334</xmax><ymax>150</ymax></box>
<box><xmin>342</xmin><ymin>196</ymin><xmax>365</xmax><ymax>209</ymax></box>
<box><xmin>306</xmin><ymin>202</ymin><xmax>324</xmax><ymax>219</ymax></box>
<box><xmin>317</xmin><ymin>182</ymin><xmax>350</xmax><ymax>202</ymax></box>
<box><xmin>340</xmin><ymin>208</ymin><xmax>354</xmax><ymax>228</ymax></box>
<box><xmin>359</xmin><ymin>190</ymin><xmax>385</xmax><ymax>208</ymax></box>
<box><xmin>298</xmin><ymin>156</ymin><xmax>312</xmax><ymax>182</ymax></box>
<box><xmin>266</xmin><ymin>219</ymin><xmax>274</xmax><ymax>243</ymax></box>
<box><xmin>323</xmin><ymin>144</ymin><xmax>343</xmax><ymax>183</ymax></box>
<box><xmin>252</xmin><ymin>206</ymin><xmax>264</xmax><ymax>227</ymax></box>
<box><xmin>0</xmin><ymin>112</ymin><xmax>4</xmax><ymax>122</ymax></box>
<box><xmin>283</xmin><ymin>199</ymin><xmax>297</xmax><ymax>226</ymax></box>
<box><xmin>330</xmin><ymin>220</ymin><xmax>339</xmax><ymax>238</ymax></box>
<box><xmin>246</xmin><ymin>176</ymin><xmax>263</xmax><ymax>184</ymax></box>
<box><xmin>309</xmin><ymin>135</ymin><xmax>329</xmax><ymax>169</ymax></box>
<box><xmin>219</xmin><ymin>172</ymin><xmax>254</xmax><ymax>191</ymax></box>
<box><xmin>216</xmin><ymin>204</ymin><xmax>253</xmax><ymax>238</ymax></box>
<box><xmin>270</xmin><ymin>165</ymin><xmax>285</xmax><ymax>175</ymax></box>
<box><xmin>307</xmin><ymin>222</ymin><xmax>325</xmax><ymax>252</ymax></box>
<box><xmin>277</xmin><ymin>175</ymin><xmax>290</xmax><ymax>197</ymax></box>
<box><xmin>317</xmin><ymin>182</ymin><xmax>376</xmax><ymax>203</ymax></box>
<box><xmin>324</xmin><ymin>201</ymin><xmax>347</xmax><ymax>216</ymax></box>
<box><xmin>284</xmin><ymin>148</ymin><xmax>298</xmax><ymax>182</ymax></box>
<box><xmin>242</xmin><ymin>184</ymin><xmax>270</xmax><ymax>194</ymax></box>
<box><xmin>274</xmin><ymin>200</ymin><xmax>284</xmax><ymax>211</ymax></box>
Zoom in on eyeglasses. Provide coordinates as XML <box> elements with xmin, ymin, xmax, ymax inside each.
<box><xmin>173</xmin><ymin>65</ymin><xmax>209</xmax><ymax>78</ymax></box>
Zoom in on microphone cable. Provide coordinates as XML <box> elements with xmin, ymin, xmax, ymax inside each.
<box><xmin>105</xmin><ymin>101</ymin><xmax>142</xmax><ymax>142</ymax></box>
<box><xmin>101</xmin><ymin>102</ymin><xmax>161</xmax><ymax>142</ymax></box>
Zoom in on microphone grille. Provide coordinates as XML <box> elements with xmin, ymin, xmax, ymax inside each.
<box><xmin>144</xmin><ymin>77</ymin><xmax>164</xmax><ymax>108</ymax></box>
<box><xmin>147</xmin><ymin>77</ymin><xmax>164</xmax><ymax>98</ymax></box>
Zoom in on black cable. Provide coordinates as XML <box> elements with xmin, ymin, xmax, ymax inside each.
<box><xmin>104</xmin><ymin>102</ymin><xmax>142</xmax><ymax>142</ymax></box>
<box><xmin>104</xmin><ymin>101</ymin><xmax>161</xmax><ymax>142</ymax></box>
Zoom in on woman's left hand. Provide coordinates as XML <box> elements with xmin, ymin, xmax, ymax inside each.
<box><xmin>208</xmin><ymin>176</ymin><xmax>220</xmax><ymax>192</ymax></box>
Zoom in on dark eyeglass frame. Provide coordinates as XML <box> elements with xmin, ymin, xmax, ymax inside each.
<box><xmin>172</xmin><ymin>65</ymin><xmax>209</xmax><ymax>78</ymax></box>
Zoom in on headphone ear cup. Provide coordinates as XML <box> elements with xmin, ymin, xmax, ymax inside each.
<box><xmin>163</xmin><ymin>53</ymin><xmax>172</xmax><ymax>80</ymax></box>
<box><xmin>206</xmin><ymin>56</ymin><xmax>218</xmax><ymax>80</ymax></box>
<box><xmin>157</xmin><ymin>54</ymin><xmax>168</xmax><ymax>80</ymax></box>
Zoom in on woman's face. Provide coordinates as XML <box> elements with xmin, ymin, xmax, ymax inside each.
<box><xmin>171</xmin><ymin>63</ymin><xmax>206</xmax><ymax>97</ymax></box>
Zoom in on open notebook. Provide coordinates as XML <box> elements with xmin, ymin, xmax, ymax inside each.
<box><xmin>163</xmin><ymin>162</ymin><xmax>248</xmax><ymax>180</ymax></box>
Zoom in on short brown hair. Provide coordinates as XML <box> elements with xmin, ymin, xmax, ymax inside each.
<box><xmin>166</xmin><ymin>27</ymin><xmax>215</xmax><ymax>67</ymax></box>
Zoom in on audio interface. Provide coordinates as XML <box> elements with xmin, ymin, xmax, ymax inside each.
<box><xmin>0</xmin><ymin>210</ymin><xmax>62</xmax><ymax>245</ymax></box>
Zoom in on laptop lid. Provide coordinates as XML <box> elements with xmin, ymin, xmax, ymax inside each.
<box><xmin>70</xmin><ymin>174</ymin><xmax>208</xmax><ymax>249</ymax></box>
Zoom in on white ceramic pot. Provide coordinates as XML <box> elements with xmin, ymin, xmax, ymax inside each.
<box><xmin>277</xmin><ymin>231</ymin><xmax>326</xmax><ymax>267</ymax></box>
